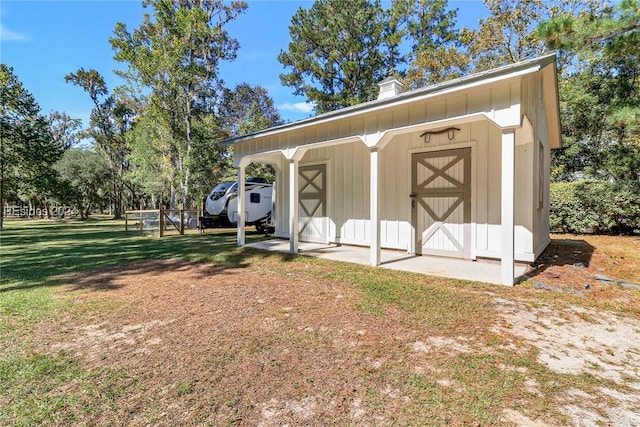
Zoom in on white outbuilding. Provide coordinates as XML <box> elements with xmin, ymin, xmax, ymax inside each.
<box><xmin>223</xmin><ymin>54</ymin><xmax>561</xmax><ymax>286</ymax></box>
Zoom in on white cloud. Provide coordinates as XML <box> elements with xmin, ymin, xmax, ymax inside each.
<box><xmin>0</xmin><ymin>24</ymin><xmax>28</xmax><ymax>41</ymax></box>
<box><xmin>278</xmin><ymin>101</ymin><xmax>315</xmax><ymax>114</ymax></box>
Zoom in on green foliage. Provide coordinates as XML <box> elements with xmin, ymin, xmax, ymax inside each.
<box><xmin>550</xmin><ymin>181</ymin><xmax>640</xmax><ymax>234</ymax></box>
<box><xmin>48</xmin><ymin>111</ymin><xmax>82</xmax><ymax>150</ymax></box>
<box><xmin>188</xmin><ymin>114</ymin><xmax>232</xmax><ymax>203</ymax></box>
<box><xmin>278</xmin><ymin>0</ymin><xmax>387</xmax><ymax>113</ymax></box>
<box><xmin>54</xmin><ymin>149</ymin><xmax>112</xmax><ymax>219</ymax></box>
<box><xmin>278</xmin><ymin>0</ymin><xmax>473</xmax><ymax>108</ymax></box>
<box><xmin>0</xmin><ymin>64</ymin><xmax>63</xmax><ymax>228</ymax></box>
<box><xmin>540</xmin><ymin>0</ymin><xmax>640</xmax><ymax>181</ymax></box>
<box><xmin>538</xmin><ymin>0</ymin><xmax>639</xmax><ymax>62</ymax></box>
<box><xmin>220</xmin><ymin>83</ymin><xmax>283</xmax><ymax>182</ymax></box>
<box><xmin>125</xmin><ymin>113</ymin><xmax>171</xmax><ymax>207</ymax></box>
<box><xmin>110</xmin><ymin>0</ymin><xmax>247</xmax><ymax>209</ymax></box>
<box><xmin>400</xmin><ymin>0</ymin><xmax>469</xmax><ymax>88</ymax></box>
<box><xmin>467</xmin><ymin>0</ymin><xmax>550</xmax><ymax>71</ymax></box>
<box><xmin>65</xmin><ymin>68</ymin><xmax>134</xmax><ymax>217</ymax></box>
<box><xmin>220</xmin><ymin>83</ymin><xmax>283</xmax><ymax>137</ymax></box>
<box><xmin>466</xmin><ymin>0</ymin><xmax>600</xmax><ymax>73</ymax></box>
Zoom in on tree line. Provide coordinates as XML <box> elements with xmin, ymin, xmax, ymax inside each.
<box><xmin>1</xmin><ymin>0</ymin><xmax>638</xmax><ymax>229</ymax></box>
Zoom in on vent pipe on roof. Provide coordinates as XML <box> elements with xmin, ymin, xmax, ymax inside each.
<box><xmin>377</xmin><ymin>77</ymin><xmax>403</xmax><ymax>100</ymax></box>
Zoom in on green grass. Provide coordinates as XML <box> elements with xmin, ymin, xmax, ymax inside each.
<box><xmin>0</xmin><ymin>217</ymin><xmax>266</xmax><ymax>341</ymax></box>
<box><xmin>0</xmin><ymin>351</ymin><xmax>133</xmax><ymax>426</ymax></box>
<box><xmin>1</xmin><ymin>217</ymin><xmax>637</xmax><ymax>425</ymax></box>
<box><xmin>1</xmin><ymin>217</ymin><xmax>262</xmax><ymax>289</ymax></box>
<box><xmin>0</xmin><ymin>217</ymin><xmax>268</xmax><ymax>426</ymax></box>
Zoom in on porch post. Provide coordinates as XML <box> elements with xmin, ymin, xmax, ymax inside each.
<box><xmin>237</xmin><ymin>163</ymin><xmax>246</xmax><ymax>246</ymax></box>
<box><xmin>501</xmin><ymin>129</ymin><xmax>516</xmax><ymax>285</ymax></box>
<box><xmin>289</xmin><ymin>158</ymin><xmax>299</xmax><ymax>253</ymax></box>
<box><xmin>370</xmin><ymin>148</ymin><xmax>381</xmax><ymax>266</ymax></box>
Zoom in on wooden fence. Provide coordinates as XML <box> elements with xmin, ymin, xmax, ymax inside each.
<box><xmin>125</xmin><ymin>208</ymin><xmax>201</xmax><ymax>237</ymax></box>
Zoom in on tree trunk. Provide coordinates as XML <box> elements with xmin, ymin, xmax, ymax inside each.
<box><xmin>170</xmin><ymin>184</ymin><xmax>177</xmax><ymax>210</ymax></box>
<box><xmin>44</xmin><ymin>197</ymin><xmax>52</xmax><ymax>219</ymax></box>
<box><xmin>0</xmin><ymin>179</ymin><xmax>4</xmax><ymax>231</ymax></box>
<box><xmin>0</xmin><ymin>141</ymin><xmax>4</xmax><ymax>230</ymax></box>
<box><xmin>78</xmin><ymin>200</ymin><xmax>86</xmax><ymax>220</ymax></box>
<box><xmin>183</xmin><ymin>93</ymin><xmax>193</xmax><ymax>210</ymax></box>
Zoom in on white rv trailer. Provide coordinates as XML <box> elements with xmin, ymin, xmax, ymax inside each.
<box><xmin>201</xmin><ymin>178</ymin><xmax>274</xmax><ymax>233</ymax></box>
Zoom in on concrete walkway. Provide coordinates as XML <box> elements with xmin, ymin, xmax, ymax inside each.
<box><xmin>246</xmin><ymin>240</ymin><xmax>530</xmax><ymax>285</ymax></box>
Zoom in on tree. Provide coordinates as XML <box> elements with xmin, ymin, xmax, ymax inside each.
<box><xmin>65</xmin><ymin>68</ymin><xmax>133</xmax><ymax>217</ymax></box>
<box><xmin>400</xmin><ymin>0</ymin><xmax>470</xmax><ymax>88</ymax></box>
<box><xmin>278</xmin><ymin>0</ymin><xmax>387</xmax><ymax>113</ymax></box>
<box><xmin>54</xmin><ymin>149</ymin><xmax>111</xmax><ymax>218</ymax></box>
<box><xmin>188</xmin><ymin>114</ymin><xmax>232</xmax><ymax>203</ymax></box>
<box><xmin>539</xmin><ymin>0</ymin><xmax>640</xmax><ymax>181</ymax></box>
<box><xmin>466</xmin><ymin>0</ymin><xmax>600</xmax><ymax>73</ymax></box>
<box><xmin>539</xmin><ymin>0</ymin><xmax>639</xmax><ymax>133</ymax></box>
<box><xmin>110</xmin><ymin>0</ymin><xmax>247</xmax><ymax>209</ymax></box>
<box><xmin>0</xmin><ymin>65</ymin><xmax>62</xmax><ymax>229</ymax></box>
<box><xmin>219</xmin><ymin>83</ymin><xmax>283</xmax><ymax>181</ymax></box>
<box><xmin>125</xmin><ymin>112</ymin><xmax>172</xmax><ymax>209</ymax></box>
<box><xmin>48</xmin><ymin>111</ymin><xmax>82</xmax><ymax>150</ymax></box>
<box><xmin>278</xmin><ymin>0</ymin><xmax>475</xmax><ymax>108</ymax></box>
<box><xmin>220</xmin><ymin>83</ymin><xmax>283</xmax><ymax>137</ymax></box>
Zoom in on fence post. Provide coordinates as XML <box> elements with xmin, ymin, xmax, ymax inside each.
<box><xmin>180</xmin><ymin>209</ymin><xmax>184</xmax><ymax>235</ymax></box>
<box><xmin>125</xmin><ymin>211</ymin><xmax>128</xmax><ymax>232</ymax></box>
<box><xmin>159</xmin><ymin>207</ymin><xmax>164</xmax><ymax>238</ymax></box>
<box><xmin>139</xmin><ymin>211</ymin><xmax>143</xmax><ymax>236</ymax></box>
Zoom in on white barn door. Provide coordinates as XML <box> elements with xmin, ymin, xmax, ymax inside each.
<box><xmin>412</xmin><ymin>149</ymin><xmax>471</xmax><ymax>258</ymax></box>
<box><xmin>299</xmin><ymin>164</ymin><xmax>327</xmax><ymax>243</ymax></box>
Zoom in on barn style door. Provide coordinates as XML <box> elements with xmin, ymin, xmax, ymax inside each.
<box><xmin>412</xmin><ymin>149</ymin><xmax>471</xmax><ymax>258</ymax></box>
<box><xmin>299</xmin><ymin>164</ymin><xmax>327</xmax><ymax>243</ymax></box>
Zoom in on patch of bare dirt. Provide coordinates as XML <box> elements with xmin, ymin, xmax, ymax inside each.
<box><xmin>492</xmin><ymin>298</ymin><xmax>640</xmax><ymax>426</ymax></box>
<box><xmin>37</xmin><ymin>259</ymin><xmax>428</xmax><ymax>425</ymax></box>
<box><xmin>526</xmin><ymin>235</ymin><xmax>640</xmax><ymax>302</ymax></box>
<box><xmin>29</xmin><ymin>235</ymin><xmax>640</xmax><ymax>426</ymax></box>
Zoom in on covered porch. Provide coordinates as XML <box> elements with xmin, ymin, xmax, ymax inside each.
<box><xmin>226</xmin><ymin>55</ymin><xmax>560</xmax><ymax>286</ymax></box>
<box><xmin>246</xmin><ymin>239</ymin><xmax>530</xmax><ymax>285</ymax></box>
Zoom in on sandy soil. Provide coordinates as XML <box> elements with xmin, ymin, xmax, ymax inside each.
<box><xmin>29</xmin><ymin>237</ymin><xmax>640</xmax><ymax>426</ymax></box>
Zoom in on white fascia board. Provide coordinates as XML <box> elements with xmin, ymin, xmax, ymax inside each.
<box><xmin>222</xmin><ymin>59</ymin><xmax>549</xmax><ymax>147</ymax></box>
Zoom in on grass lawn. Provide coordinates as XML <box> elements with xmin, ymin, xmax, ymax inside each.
<box><xmin>1</xmin><ymin>217</ymin><xmax>639</xmax><ymax>425</ymax></box>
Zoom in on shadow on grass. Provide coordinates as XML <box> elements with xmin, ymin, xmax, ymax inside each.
<box><xmin>0</xmin><ymin>219</ymin><xmax>275</xmax><ymax>293</ymax></box>
<box><xmin>62</xmin><ymin>257</ymin><xmax>252</xmax><ymax>293</ymax></box>
<box><xmin>527</xmin><ymin>237</ymin><xmax>595</xmax><ymax>279</ymax></box>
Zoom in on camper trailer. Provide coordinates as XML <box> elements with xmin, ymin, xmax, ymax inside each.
<box><xmin>201</xmin><ymin>178</ymin><xmax>274</xmax><ymax>233</ymax></box>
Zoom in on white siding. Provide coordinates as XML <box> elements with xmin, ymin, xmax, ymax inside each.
<box><xmin>238</xmin><ymin>70</ymin><xmax>553</xmax><ymax>262</ymax></box>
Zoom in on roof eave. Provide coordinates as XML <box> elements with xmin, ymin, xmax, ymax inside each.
<box><xmin>222</xmin><ymin>53</ymin><xmax>558</xmax><ymax>147</ymax></box>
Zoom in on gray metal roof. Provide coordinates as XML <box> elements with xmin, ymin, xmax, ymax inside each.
<box><xmin>221</xmin><ymin>53</ymin><xmax>557</xmax><ymax>146</ymax></box>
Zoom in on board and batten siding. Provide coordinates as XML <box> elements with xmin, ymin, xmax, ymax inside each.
<box><xmin>521</xmin><ymin>71</ymin><xmax>553</xmax><ymax>259</ymax></box>
<box><xmin>235</xmin><ymin>73</ymin><xmax>548</xmax><ymax>262</ymax></box>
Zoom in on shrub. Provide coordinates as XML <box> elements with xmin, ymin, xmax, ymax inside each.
<box><xmin>550</xmin><ymin>181</ymin><xmax>640</xmax><ymax>234</ymax></box>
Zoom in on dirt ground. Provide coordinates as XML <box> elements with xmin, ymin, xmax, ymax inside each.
<box><xmin>31</xmin><ymin>235</ymin><xmax>640</xmax><ymax>426</ymax></box>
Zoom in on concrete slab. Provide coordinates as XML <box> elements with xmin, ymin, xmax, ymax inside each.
<box><xmin>245</xmin><ymin>240</ymin><xmax>530</xmax><ymax>285</ymax></box>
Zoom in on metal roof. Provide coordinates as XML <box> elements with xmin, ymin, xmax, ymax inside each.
<box><xmin>221</xmin><ymin>53</ymin><xmax>558</xmax><ymax>146</ymax></box>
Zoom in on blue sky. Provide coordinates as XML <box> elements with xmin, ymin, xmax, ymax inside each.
<box><xmin>1</xmin><ymin>0</ymin><xmax>489</xmax><ymax>126</ymax></box>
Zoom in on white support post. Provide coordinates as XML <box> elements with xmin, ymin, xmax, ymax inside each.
<box><xmin>237</xmin><ymin>163</ymin><xmax>246</xmax><ymax>247</ymax></box>
<box><xmin>289</xmin><ymin>158</ymin><xmax>299</xmax><ymax>253</ymax></box>
<box><xmin>501</xmin><ymin>129</ymin><xmax>516</xmax><ymax>285</ymax></box>
<box><xmin>370</xmin><ymin>148</ymin><xmax>381</xmax><ymax>266</ymax></box>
